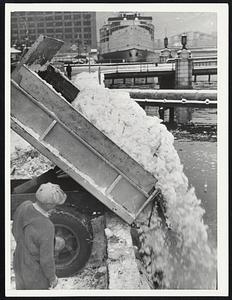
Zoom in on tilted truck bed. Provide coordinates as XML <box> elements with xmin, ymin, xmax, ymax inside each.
<box><xmin>11</xmin><ymin>36</ymin><xmax>160</xmax><ymax>224</ymax></box>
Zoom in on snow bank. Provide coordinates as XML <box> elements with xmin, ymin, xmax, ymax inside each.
<box><xmin>11</xmin><ymin>131</ymin><xmax>54</xmax><ymax>178</ymax></box>
<box><xmin>72</xmin><ymin>72</ymin><xmax>216</xmax><ymax>289</ymax></box>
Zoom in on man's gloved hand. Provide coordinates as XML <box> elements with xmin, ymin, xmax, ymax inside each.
<box><xmin>50</xmin><ymin>276</ymin><xmax>58</xmax><ymax>289</ymax></box>
<box><xmin>55</xmin><ymin>236</ymin><xmax>65</xmax><ymax>251</ymax></box>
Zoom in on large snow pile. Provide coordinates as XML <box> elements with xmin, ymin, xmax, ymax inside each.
<box><xmin>72</xmin><ymin>72</ymin><xmax>216</xmax><ymax>289</ymax></box>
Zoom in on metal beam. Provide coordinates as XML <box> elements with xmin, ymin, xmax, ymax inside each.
<box><xmin>134</xmin><ymin>98</ymin><xmax>217</xmax><ymax>108</ymax></box>
<box><xmin>116</xmin><ymin>89</ymin><xmax>217</xmax><ymax>101</ymax></box>
<box><xmin>104</xmin><ymin>70</ymin><xmax>175</xmax><ymax>79</ymax></box>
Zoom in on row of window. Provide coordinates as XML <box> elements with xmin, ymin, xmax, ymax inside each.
<box><xmin>12</xmin><ymin>27</ymin><xmax>91</xmax><ymax>34</ymax></box>
<box><xmin>13</xmin><ymin>21</ymin><xmax>91</xmax><ymax>28</ymax></box>
<box><xmin>12</xmin><ymin>31</ymin><xmax>91</xmax><ymax>39</ymax></box>
<box><xmin>12</xmin><ymin>21</ymin><xmax>91</xmax><ymax>27</ymax></box>
<box><xmin>11</xmin><ymin>13</ymin><xmax>92</xmax><ymax>22</ymax></box>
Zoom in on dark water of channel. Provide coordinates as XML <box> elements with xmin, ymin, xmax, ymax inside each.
<box><xmin>172</xmin><ymin>108</ymin><xmax>217</xmax><ymax>249</ymax></box>
<box><xmin>174</xmin><ymin>138</ymin><xmax>217</xmax><ymax>249</ymax></box>
<box><xmin>147</xmin><ymin>106</ymin><xmax>217</xmax><ymax>249</ymax></box>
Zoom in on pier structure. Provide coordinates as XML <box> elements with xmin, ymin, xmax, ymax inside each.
<box><xmin>174</xmin><ymin>34</ymin><xmax>193</xmax><ymax>89</ymax></box>
<box><xmin>173</xmin><ymin>34</ymin><xmax>193</xmax><ymax>123</ymax></box>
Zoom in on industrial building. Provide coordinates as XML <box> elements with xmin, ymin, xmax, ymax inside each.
<box><xmin>11</xmin><ymin>11</ymin><xmax>97</xmax><ymax>51</ymax></box>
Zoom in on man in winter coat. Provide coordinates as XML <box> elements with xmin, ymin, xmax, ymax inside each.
<box><xmin>66</xmin><ymin>63</ymin><xmax>72</xmax><ymax>80</ymax></box>
<box><xmin>12</xmin><ymin>182</ymin><xmax>67</xmax><ymax>290</ymax></box>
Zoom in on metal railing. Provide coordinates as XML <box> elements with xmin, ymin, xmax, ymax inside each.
<box><xmin>193</xmin><ymin>59</ymin><xmax>217</xmax><ymax>67</ymax></box>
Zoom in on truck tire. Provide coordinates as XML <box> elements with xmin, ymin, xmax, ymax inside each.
<box><xmin>50</xmin><ymin>206</ymin><xmax>93</xmax><ymax>277</ymax></box>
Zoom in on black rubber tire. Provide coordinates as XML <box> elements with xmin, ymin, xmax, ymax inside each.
<box><xmin>50</xmin><ymin>206</ymin><xmax>93</xmax><ymax>277</ymax></box>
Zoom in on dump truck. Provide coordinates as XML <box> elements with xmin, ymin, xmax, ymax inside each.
<box><xmin>10</xmin><ymin>35</ymin><xmax>163</xmax><ymax>278</ymax></box>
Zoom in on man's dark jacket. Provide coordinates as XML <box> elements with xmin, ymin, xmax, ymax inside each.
<box><xmin>12</xmin><ymin>201</ymin><xmax>56</xmax><ymax>289</ymax></box>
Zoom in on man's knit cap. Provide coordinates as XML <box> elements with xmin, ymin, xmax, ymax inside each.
<box><xmin>36</xmin><ymin>182</ymin><xmax>67</xmax><ymax>205</ymax></box>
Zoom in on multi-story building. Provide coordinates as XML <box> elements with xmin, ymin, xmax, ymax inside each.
<box><xmin>11</xmin><ymin>11</ymin><xmax>97</xmax><ymax>51</ymax></box>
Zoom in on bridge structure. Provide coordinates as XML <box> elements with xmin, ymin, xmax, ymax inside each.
<box><xmin>71</xmin><ymin>58</ymin><xmax>217</xmax><ymax>76</ymax></box>
<box><xmin>102</xmin><ymin>62</ymin><xmax>217</xmax><ymax>77</ymax></box>
<box><xmin>103</xmin><ymin>57</ymin><xmax>217</xmax><ymax>86</ymax></box>
<box><xmin>69</xmin><ymin>55</ymin><xmax>217</xmax><ymax>89</ymax></box>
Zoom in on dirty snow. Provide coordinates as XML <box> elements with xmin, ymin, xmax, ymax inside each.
<box><xmin>105</xmin><ymin>213</ymin><xmax>150</xmax><ymax>289</ymax></box>
<box><xmin>11</xmin><ymin>131</ymin><xmax>54</xmax><ymax>178</ymax></box>
<box><xmin>71</xmin><ymin>72</ymin><xmax>216</xmax><ymax>289</ymax></box>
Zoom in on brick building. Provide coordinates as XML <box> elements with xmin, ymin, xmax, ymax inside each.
<box><xmin>11</xmin><ymin>11</ymin><xmax>97</xmax><ymax>51</ymax></box>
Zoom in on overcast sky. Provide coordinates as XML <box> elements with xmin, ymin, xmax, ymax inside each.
<box><xmin>96</xmin><ymin>12</ymin><xmax>217</xmax><ymax>40</ymax></box>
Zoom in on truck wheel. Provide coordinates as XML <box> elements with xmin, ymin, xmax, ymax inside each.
<box><xmin>50</xmin><ymin>206</ymin><xmax>93</xmax><ymax>277</ymax></box>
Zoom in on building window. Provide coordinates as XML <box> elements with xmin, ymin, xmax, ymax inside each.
<box><xmin>36</xmin><ymin>16</ymin><xmax>45</xmax><ymax>22</ymax></box>
<box><xmin>64</xmin><ymin>14</ymin><xmax>71</xmax><ymax>20</ymax></box>
<box><xmin>75</xmin><ymin>27</ymin><xmax>81</xmax><ymax>32</ymax></box>
<box><xmin>55</xmin><ymin>15</ymin><xmax>62</xmax><ymax>20</ymax></box>
<box><xmin>37</xmin><ymin>23</ymin><xmax>44</xmax><ymax>27</ymax></box>
<box><xmin>47</xmin><ymin>22</ymin><xmax>54</xmax><ymax>27</ymax></box>
<box><xmin>83</xmin><ymin>14</ymin><xmax>91</xmax><ymax>19</ymax></box>
<box><xmin>55</xmin><ymin>28</ymin><xmax>63</xmax><ymax>33</ymax></box>
<box><xmin>65</xmin><ymin>22</ymin><xmax>72</xmax><ymax>26</ymax></box>
<box><xmin>38</xmin><ymin>29</ymin><xmax>45</xmax><ymax>34</ymax></box>
<box><xmin>29</xmin><ymin>29</ymin><xmax>35</xmax><ymax>34</ymax></box>
<box><xmin>84</xmin><ymin>27</ymin><xmax>91</xmax><ymax>32</ymax></box>
<box><xmin>47</xmin><ymin>28</ymin><xmax>54</xmax><ymax>33</ymax></box>
<box><xmin>74</xmin><ymin>14</ymin><xmax>81</xmax><ymax>19</ymax></box>
<box><xmin>84</xmin><ymin>33</ymin><xmax>91</xmax><ymax>39</ymax></box>
<box><xmin>74</xmin><ymin>21</ymin><xmax>81</xmax><ymax>26</ymax></box>
<box><xmin>65</xmin><ymin>34</ymin><xmax>72</xmax><ymax>39</ymax></box>
<box><xmin>65</xmin><ymin>27</ymin><xmax>72</xmax><ymax>33</ymax></box>
<box><xmin>55</xmin><ymin>22</ymin><xmax>62</xmax><ymax>27</ymax></box>
<box><xmin>18</xmin><ymin>22</ymin><xmax>26</xmax><ymax>29</ymax></box>
<box><xmin>46</xmin><ymin>16</ymin><xmax>53</xmax><ymax>21</ymax></box>
<box><xmin>29</xmin><ymin>22</ymin><xmax>35</xmax><ymax>27</ymax></box>
<box><xmin>83</xmin><ymin>21</ymin><xmax>91</xmax><ymax>26</ymax></box>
